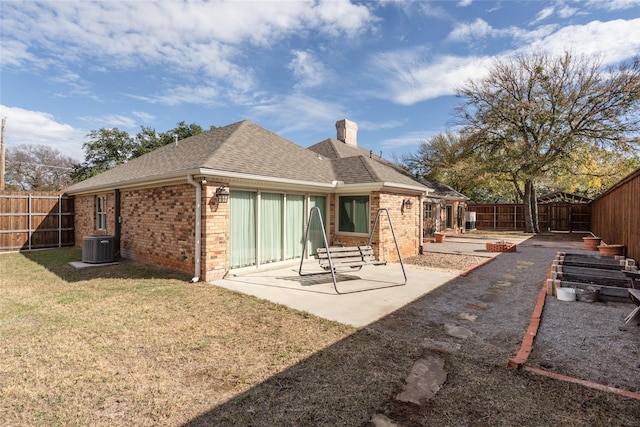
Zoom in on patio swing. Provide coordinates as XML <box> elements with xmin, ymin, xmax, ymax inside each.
<box><xmin>298</xmin><ymin>206</ymin><xmax>407</xmax><ymax>294</ymax></box>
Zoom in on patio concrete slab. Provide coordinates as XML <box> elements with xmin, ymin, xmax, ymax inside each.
<box><xmin>210</xmin><ymin>262</ymin><xmax>458</xmax><ymax>327</ymax></box>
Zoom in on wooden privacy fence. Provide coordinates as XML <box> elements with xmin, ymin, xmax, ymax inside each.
<box><xmin>590</xmin><ymin>168</ymin><xmax>640</xmax><ymax>262</ymax></box>
<box><xmin>0</xmin><ymin>191</ymin><xmax>74</xmax><ymax>251</ymax></box>
<box><xmin>467</xmin><ymin>203</ymin><xmax>591</xmax><ymax>232</ymax></box>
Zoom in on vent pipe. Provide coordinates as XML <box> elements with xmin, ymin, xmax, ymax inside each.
<box><xmin>186</xmin><ymin>175</ymin><xmax>201</xmax><ymax>282</ymax></box>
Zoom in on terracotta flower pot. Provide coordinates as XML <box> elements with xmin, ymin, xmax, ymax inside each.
<box><xmin>582</xmin><ymin>236</ymin><xmax>601</xmax><ymax>251</ymax></box>
<box><xmin>434</xmin><ymin>232</ymin><xmax>445</xmax><ymax>243</ymax></box>
<box><xmin>597</xmin><ymin>244</ymin><xmax>624</xmax><ymax>256</ymax></box>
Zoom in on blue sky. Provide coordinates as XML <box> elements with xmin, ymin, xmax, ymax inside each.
<box><xmin>1</xmin><ymin>1</ymin><xmax>639</xmax><ymax>163</ymax></box>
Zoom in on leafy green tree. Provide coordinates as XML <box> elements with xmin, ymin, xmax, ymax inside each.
<box><xmin>72</xmin><ymin>121</ymin><xmax>211</xmax><ymax>182</ymax></box>
<box><xmin>455</xmin><ymin>51</ymin><xmax>640</xmax><ymax>232</ymax></box>
<box><xmin>71</xmin><ymin>128</ymin><xmax>135</xmax><ymax>181</ymax></box>
<box><xmin>5</xmin><ymin>144</ymin><xmax>75</xmax><ymax>190</ymax></box>
<box><xmin>131</xmin><ymin>122</ymin><xmax>206</xmax><ymax>157</ymax></box>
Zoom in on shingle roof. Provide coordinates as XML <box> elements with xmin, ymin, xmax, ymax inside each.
<box><xmin>309</xmin><ymin>138</ymin><xmax>429</xmax><ymax>189</ymax></box>
<box><xmin>422</xmin><ymin>179</ymin><xmax>468</xmax><ymax>200</ymax></box>
<box><xmin>65</xmin><ymin>120</ymin><xmax>430</xmax><ymax>194</ymax></box>
<box><xmin>66</xmin><ymin>121</ymin><xmax>335</xmax><ymax>193</ymax></box>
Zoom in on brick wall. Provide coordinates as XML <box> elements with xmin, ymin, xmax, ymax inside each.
<box><xmin>119</xmin><ymin>184</ymin><xmax>197</xmax><ymax>276</ymax></box>
<box><xmin>328</xmin><ymin>192</ymin><xmax>421</xmax><ymax>262</ymax></box>
<box><xmin>202</xmin><ymin>183</ymin><xmax>230</xmax><ymax>281</ymax></box>
<box><xmin>74</xmin><ymin>192</ymin><xmax>115</xmax><ymax>246</ymax></box>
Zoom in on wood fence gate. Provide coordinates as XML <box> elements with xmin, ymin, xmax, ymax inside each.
<box><xmin>0</xmin><ymin>191</ymin><xmax>74</xmax><ymax>251</ymax></box>
<box><xmin>467</xmin><ymin>203</ymin><xmax>590</xmax><ymax>232</ymax></box>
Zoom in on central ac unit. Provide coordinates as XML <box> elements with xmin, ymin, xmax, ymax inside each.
<box><xmin>82</xmin><ymin>235</ymin><xmax>115</xmax><ymax>263</ymax></box>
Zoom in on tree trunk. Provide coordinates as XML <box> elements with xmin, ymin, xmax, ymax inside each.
<box><xmin>523</xmin><ymin>180</ymin><xmax>540</xmax><ymax>233</ymax></box>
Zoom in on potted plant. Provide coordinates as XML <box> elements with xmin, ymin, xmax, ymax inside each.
<box><xmin>597</xmin><ymin>244</ymin><xmax>624</xmax><ymax>256</ymax></box>
<box><xmin>582</xmin><ymin>236</ymin><xmax>601</xmax><ymax>251</ymax></box>
<box><xmin>434</xmin><ymin>232</ymin><xmax>446</xmax><ymax>243</ymax></box>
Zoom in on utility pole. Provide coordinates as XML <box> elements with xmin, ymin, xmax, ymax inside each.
<box><xmin>1</xmin><ymin>117</ymin><xmax>5</xmax><ymax>191</ymax></box>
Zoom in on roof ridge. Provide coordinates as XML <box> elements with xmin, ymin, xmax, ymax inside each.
<box><xmin>356</xmin><ymin>155</ymin><xmax>379</xmax><ymax>181</ymax></box>
<box><xmin>198</xmin><ymin>120</ymin><xmax>248</xmax><ymax>165</ymax></box>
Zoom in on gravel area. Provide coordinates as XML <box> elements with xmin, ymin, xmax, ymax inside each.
<box><xmin>372</xmin><ymin>236</ymin><xmax>640</xmax><ymax>393</ymax></box>
<box><xmin>404</xmin><ymin>253</ymin><xmax>488</xmax><ymax>271</ymax></box>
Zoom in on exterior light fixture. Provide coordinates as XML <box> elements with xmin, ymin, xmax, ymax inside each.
<box><xmin>215</xmin><ymin>186</ymin><xmax>230</xmax><ymax>203</ymax></box>
<box><xmin>403</xmin><ymin>198</ymin><xmax>414</xmax><ymax>208</ymax></box>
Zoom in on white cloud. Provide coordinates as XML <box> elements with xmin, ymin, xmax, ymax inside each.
<box><xmin>130</xmin><ymin>85</ymin><xmax>222</xmax><ymax>107</ymax></box>
<box><xmin>0</xmin><ymin>105</ymin><xmax>86</xmax><ymax>162</ymax></box>
<box><xmin>132</xmin><ymin>112</ymin><xmax>155</xmax><ymax>123</ymax></box>
<box><xmin>80</xmin><ymin>114</ymin><xmax>138</xmax><ymax>129</ymax></box>
<box><xmin>457</xmin><ymin>0</ymin><xmax>473</xmax><ymax>7</ymax></box>
<box><xmin>523</xmin><ymin>18</ymin><xmax>640</xmax><ymax>65</ymax></box>
<box><xmin>370</xmin><ymin>17</ymin><xmax>640</xmax><ymax>105</ymax></box>
<box><xmin>532</xmin><ymin>6</ymin><xmax>555</xmax><ymax>24</ymax></box>
<box><xmin>249</xmin><ymin>94</ymin><xmax>347</xmax><ymax>135</ymax></box>
<box><xmin>369</xmin><ymin>48</ymin><xmax>494</xmax><ymax>105</ymax></box>
<box><xmin>358</xmin><ymin>120</ymin><xmax>405</xmax><ymax>131</ymax></box>
<box><xmin>557</xmin><ymin>5</ymin><xmax>578</xmax><ymax>18</ymax></box>
<box><xmin>587</xmin><ymin>0</ymin><xmax>640</xmax><ymax>10</ymax></box>
<box><xmin>288</xmin><ymin>50</ymin><xmax>331</xmax><ymax>90</ymax></box>
<box><xmin>448</xmin><ymin>18</ymin><xmax>494</xmax><ymax>42</ymax></box>
<box><xmin>1</xmin><ymin>1</ymin><xmax>375</xmax><ymax>88</ymax></box>
<box><xmin>381</xmin><ymin>130</ymin><xmax>438</xmax><ymax>150</ymax></box>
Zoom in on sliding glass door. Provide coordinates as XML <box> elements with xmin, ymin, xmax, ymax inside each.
<box><xmin>229</xmin><ymin>190</ymin><xmax>256</xmax><ymax>268</ymax></box>
<box><xmin>230</xmin><ymin>191</ymin><xmax>325</xmax><ymax>269</ymax></box>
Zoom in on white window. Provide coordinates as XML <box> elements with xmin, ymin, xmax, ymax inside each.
<box><xmin>338</xmin><ymin>195</ymin><xmax>369</xmax><ymax>234</ymax></box>
<box><xmin>96</xmin><ymin>195</ymin><xmax>107</xmax><ymax>230</ymax></box>
<box><xmin>425</xmin><ymin>204</ymin><xmax>433</xmax><ymax>219</ymax></box>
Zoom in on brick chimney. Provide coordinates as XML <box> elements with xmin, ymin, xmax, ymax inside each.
<box><xmin>335</xmin><ymin>119</ymin><xmax>358</xmax><ymax>146</ymax></box>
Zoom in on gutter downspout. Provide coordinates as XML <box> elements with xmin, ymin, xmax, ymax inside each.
<box><xmin>187</xmin><ymin>175</ymin><xmax>201</xmax><ymax>282</ymax></box>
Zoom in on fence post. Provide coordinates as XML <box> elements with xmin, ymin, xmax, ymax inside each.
<box><xmin>494</xmin><ymin>205</ymin><xmax>497</xmax><ymax>229</ymax></box>
<box><xmin>58</xmin><ymin>194</ymin><xmax>62</xmax><ymax>248</ymax></box>
<box><xmin>28</xmin><ymin>194</ymin><xmax>32</xmax><ymax>251</ymax></box>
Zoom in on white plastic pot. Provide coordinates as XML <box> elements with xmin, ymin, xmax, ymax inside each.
<box><xmin>556</xmin><ymin>287</ymin><xmax>576</xmax><ymax>302</ymax></box>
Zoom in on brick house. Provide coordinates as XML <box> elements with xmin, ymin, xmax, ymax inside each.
<box><xmin>421</xmin><ymin>179</ymin><xmax>469</xmax><ymax>238</ymax></box>
<box><xmin>65</xmin><ymin>119</ymin><xmax>433</xmax><ymax>282</ymax></box>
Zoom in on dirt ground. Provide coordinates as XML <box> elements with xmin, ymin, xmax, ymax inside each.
<box><xmin>361</xmin><ymin>232</ymin><xmax>640</xmax><ymax>425</ymax></box>
<box><xmin>189</xmin><ymin>232</ymin><xmax>639</xmax><ymax>426</ymax></box>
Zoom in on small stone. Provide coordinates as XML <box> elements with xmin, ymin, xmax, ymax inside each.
<box><xmin>458</xmin><ymin>312</ymin><xmax>478</xmax><ymax>322</ymax></box>
<box><xmin>371</xmin><ymin>413</ymin><xmax>404</xmax><ymax>427</ymax></box>
<box><xmin>466</xmin><ymin>303</ymin><xmax>487</xmax><ymax>311</ymax></box>
<box><xmin>479</xmin><ymin>293</ymin><xmax>497</xmax><ymax>302</ymax></box>
<box><xmin>444</xmin><ymin>323</ymin><xmax>474</xmax><ymax>339</ymax></box>
<box><xmin>396</xmin><ymin>355</ymin><xmax>447</xmax><ymax>405</ymax></box>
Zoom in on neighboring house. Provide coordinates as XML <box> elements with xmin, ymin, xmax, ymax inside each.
<box><xmin>421</xmin><ymin>179</ymin><xmax>469</xmax><ymax>237</ymax></box>
<box><xmin>65</xmin><ymin>119</ymin><xmax>432</xmax><ymax>281</ymax></box>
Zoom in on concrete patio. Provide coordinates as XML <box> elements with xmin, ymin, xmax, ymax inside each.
<box><xmin>209</xmin><ymin>232</ymin><xmax>537</xmax><ymax>327</ymax></box>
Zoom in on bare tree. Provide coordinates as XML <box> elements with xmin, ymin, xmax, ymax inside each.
<box><xmin>5</xmin><ymin>144</ymin><xmax>75</xmax><ymax>190</ymax></box>
<box><xmin>456</xmin><ymin>51</ymin><xmax>640</xmax><ymax>232</ymax></box>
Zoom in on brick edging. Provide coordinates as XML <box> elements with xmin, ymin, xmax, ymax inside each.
<box><xmin>508</xmin><ymin>269</ymin><xmax>640</xmax><ymax>401</ymax></box>
<box><xmin>508</xmin><ymin>279</ymin><xmax>548</xmax><ymax>368</ymax></box>
<box><xmin>523</xmin><ymin>366</ymin><xmax>640</xmax><ymax>400</ymax></box>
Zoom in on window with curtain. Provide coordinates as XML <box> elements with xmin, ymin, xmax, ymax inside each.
<box><xmin>95</xmin><ymin>195</ymin><xmax>106</xmax><ymax>230</ymax></box>
<box><xmin>260</xmin><ymin>192</ymin><xmax>283</xmax><ymax>264</ymax></box>
<box><xmin>308</xmin><ymin>195</ymin><xmax>326</xmax><ymax>255</ymax></box>
<box><xmin>338</xmin><ymin>195</ymin><xmax>369</xmax><ymax>234</ymax></box>
<box><xmin>229</xmin><ymin>190</ymin><xmax>256</xmax><ymax>268</ymax></box>
<box><xmin>284</xmin><ymin>194</ymin><xmax>304</xmax><ymax>260</ymax></box>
